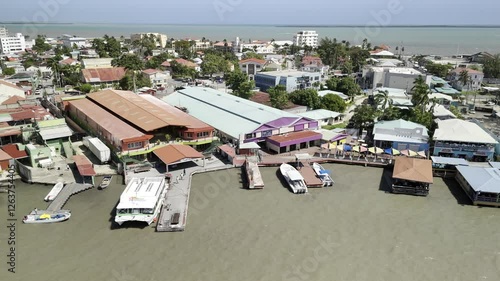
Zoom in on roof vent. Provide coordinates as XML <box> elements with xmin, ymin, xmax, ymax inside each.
<box><xmin>259</xmin><ymin>108</ymin><xmax>264</xmax><ymax>110</ymax></box>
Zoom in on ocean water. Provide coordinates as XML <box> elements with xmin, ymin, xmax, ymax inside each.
<box><xmin>3</xmin><ymin>23</ymin><xmax>500</xmax><ymax>55</ymax></box>
<box><xmin>1</xmin><ymin>165</ymin><xmax>500</xmax><ymax>281</ymax></box>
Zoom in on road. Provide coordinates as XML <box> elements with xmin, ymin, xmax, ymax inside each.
<box><xmin>344</xmin><ymin>95</ymin><xmax>368</xmax><ymax>121</ymax></box>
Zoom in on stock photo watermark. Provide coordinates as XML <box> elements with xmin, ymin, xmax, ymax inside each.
<box><xmin>21</xmin><ymin>0</ymin><xmax>70</xmax><ymax>38</ymax></box>
<box><xmin>5</xmin><ymin>165</ymin><xmax>17</xmax><ymax>274</ymax></box>
<box><xmin>213</xmin><ymin>0</ymin><xmax>243</xmax><ymax>22</ymax></box>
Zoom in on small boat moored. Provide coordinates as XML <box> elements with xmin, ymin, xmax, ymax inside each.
<box><xmin>23</xmin><ymin>209</ymin><xmax>71</xmax><ymax>224</ymax></box>
<box><xmin>312</xmin><ymin>162</ymin><xmax>334</xmax><ymax>187</ymax></box>
<box><xmin>280</xmin><ymin>163</ymin><xmax>308</xmax><ymax>194</ymax></box>
<box><xmin>44</xmin><ymin>182</ymin><xmax>64</xmax><ymax>202</ymax></box>
<box><xmin>98</xmin><ymin>175</ymin><xmax>113</xmax><ymax>190</ymax></box>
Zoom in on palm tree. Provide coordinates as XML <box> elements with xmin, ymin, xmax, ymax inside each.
<box><xmin>459</xmin><ymin>69</ymin><xmax>470</xmax><ymax>91</ymax></box>
<box><xmin>411</xmin><ymin>75</ymin><xmax>431</xmax><ymax>111</ymax></box>
<box><xmin>47</xmin><ymin>56</ymin><xmax>61</xmax><ymax>87</ymax></box>
<box><xmin>374</xmin><ymin>90</ymin><xmax>390</xmax><ymax>110</ymax></box>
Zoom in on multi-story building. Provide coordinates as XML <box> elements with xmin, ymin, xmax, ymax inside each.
<box><xmin>61</xmin><ymin>34</ymin><xmax>89</xmax><ymax>49</ymax></box>
<box><xmin>447</xmin><ymin>67</ymin><xmax>484</xmax><ymax>91</ymax></box>
<box><xmin>130</xmin><ymin>33</ymin><xmax>168</xmax><ymax>48</ymax></box>
<box><xmin>433</xmin><ymin>119</ymin><xmax>498</xmax><ymax>162</ymax></box>
<box><xmin>0</xmin><ymin>32</ymin><xmax>26</xmax><ymax>54</ymax></box>
<box><xmin>254</xmin><ymin>70</ymin><xmax>321</xmax><ymax>92</ymax></box>
<box><xmin>238</xmin><ymin>58</ymin><xmax>266</xmax><ymax>79</ymax></box>
<box><xmin>293</xmin><ymin>31</ymin><xmax>318</xmax><ymax>48</ymax></box>
<box><xmin>363</xmin><ymin>66</ymin><xmax>426</xmax><ymax>91</ymax></box>
<box><xmin>0</xmin><ymin>27</ymin><xmax>8</xmax><ymax>37</ymax></box>
<box><xmin>141</xmin><ymin>69</ymin><xmax>170</xmax><ymax>88</ymax></box>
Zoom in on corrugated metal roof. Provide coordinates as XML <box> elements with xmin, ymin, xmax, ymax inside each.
<box><xmin>81</xmin><ymin>67</ymin><xmax>126</xmax><ymax>83</ymax></box>
<box><xmin>431</xmin><ymin>156</ymin><xmax>469</xmax><ymax>166</ymax></box>
<box><xmin>434</xmin><ymin>119</ymin><xmax>498</xmax><ymax>144</ymax></box>
<box><xmin>39</xmin><ymin>126</ymin><xmax>73</xmax><ymax>141</ymax></box>
<box><xmin>153</xmin><ymin>144</ymin><xmax>203</xmax><ymax>165</ymax></box>
<box><xmin>87</xmin><ymin>90</ymin><xmax>188</xmax><ymax>132</ymax></box>
<box><xmin>297</xmin><ymin>109</ymin><xmax>342</xmax><ymax>120</ymax></box>
<box><xmin>1</xmin><ymin>144</ymin><xmax>28</xmax><ymax>159</ymax></box>
<box><xmin>73</xmin><ymin>154</ymin><xmax>96</xmax><ymax>176</ymax></box>
<box><xmin>456</xmin><ymin>166</ymin><xmax>500</xmax><ymax>193</ymax></box>
<box><xmin>393</xmin><ymin>157</ymin><xmax>433</xmax><ymax>184</ymax></box>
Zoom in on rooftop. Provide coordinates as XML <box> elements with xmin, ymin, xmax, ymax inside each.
<box><xmin>117</xmin><ymin>177</ymin><xmax>166</xmax><ymax>209</ymax></box>
<box><xmin>256</xmin><ymin>70</ymin><xmax>320</xmax><ymax>78</ymax></box>
<box><xmin>0</xmin><ymin>143</ymin><xmax>27</xmax><ymax>159</ymax></box>
<box><xmin>456</xmin><ymin>166</ymin><xmax>500</xmax><ymax>193</ymax></box>
<box><xmin>73</xmin><ymin>154</ymin><xmax>96</xmax><ymax>176</ymax></box>
<box><xmin>153</xmin><ymin>144</ymin><xmax>203</xmax><ymax>165</ymax></box>
<box><xmin>239</xmin><ymin>58</ymin><xmax>266</xmax><ymax>65</ymax></box>
<box><xmin>433</xmin><ymin>119</ymin><xmax>498</xmax><ymax>144</ymax></box>
<box><xmin>297</xmin><ymin>109</ymin><xmax>342</xmax><ymax>120</ymax></box>
<box><xmin>393</xmin><ymin>157</ymin><xmax>433</xmax><ymax>184</ymax></box>
<box><xmin>81</xmin><ymin>67</ymin><xmax>126</xmax><ymax>83</ymax></box>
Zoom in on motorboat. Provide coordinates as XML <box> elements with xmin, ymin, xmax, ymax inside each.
<box><xmin>44</xmin><ymin>182</ymin><xmax>64</xmax><ymax>202</ymax></box>
<box><xmin>312</xmin><ymin>163</ymin><xmax>334</xmax><ymax>187</ymax></box>
<box><xmin>23</xmin><ymin>209</ymin><xmax>71</xmax><ymax>224</ymax></box>
<box><xmin>279</xmin><ymin>163</ymin><xmax>308</xmax><ymax>194</ymax></box>
<box><xmin>98</xmin><ymin>175</ymin><xmax>113</xmax><ymax>190</ymax></box>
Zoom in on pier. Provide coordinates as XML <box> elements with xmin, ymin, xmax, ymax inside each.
<box><xmin>46</xmin><ymin>183</ymin><xmax>93</xmax><ymax>211</ymax></box>
<box><xmin>297</xmin><ymin>162</ymin><xmax>323</xmax><ymax>188</ymax></box>
<box><xmin>156</xmin><ymin>159</ymin><xmax>231</xmax><ymax>232</ymax></box>
<box><xmin>245</xmin><ymin>158</ymin><xmax>264</xmax><ymax>189</ymax></box>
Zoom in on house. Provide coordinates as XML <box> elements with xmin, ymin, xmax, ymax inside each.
<box><xmin>173</xmin><ymin>58</ymin><xmax>200</xmax><ymax>72</ymax></box>
<box><xmin>254</xmin><ymin>70</ymin><xmax>322</xmax><ymax>92</ymax></box>
<box><xmin>59</xmin><ymin>58</ymin><xmax>80</xmax><ymax>66</ymax></box>
<box><xmin>82</xmin><ymin>58</ymin><xmax>114</xmax><ymax>69</ymax></box>
<box><xmin>293</xmin><ymin>31</ymin><xmax>318</xmax><ymax>48</ymax></box>
<box><xmin>370</xmin><ymin>49</ymin><xmax>395</xmax><ymax>57</ymax></box>
<box><xmin>297</xmin><ymin>109</ymin><xmax>344</xmax><ymax>126</ymax></box>
<box><xmin>35</xmin><ymin>119</ymin><xmax>74</xmax><ymax>157</ymax></box>
<box><xmin>433</xmin><ymin>119</ymin><xmax>498</xmax><ymax>161</ymax></box>
<box><xmin>61</xmin><ymin>34</ymin><xmax>89</xmax><ymax>48</ymax></box>
<box><xmin>373</xmin><ymin>119</ymin><xmax>429</xmax><ymax>152</ymax></box>
<box><xmin>448</xmin><ymin>67</ymin><xmax>484</xmax><ymax>91</ymax></box>
<box><xmin>391</xmin><ymin>157</ymin><xmax>433</xmax><ymax>196</ymax></box>
<box><xmin>142</xmin><ymin>69</ymin><xmax>170</xmax><ymax>88</ymax></box>
<box><xmin>455</xmin><ymin>165</ymin><xmax>500</xmax><ymax>207</ymax></box>
<box><xmin>25</xmin><ymin>143</ymin><xmax>54</xmax><ymax>168</ymax></box>
<box><xmin>81</xmin><ymin>67</ymin><xmax>127</xmax><ymax>87</ymax></box>
<box><xmin>469</xmin><ymin>52</ymin><xmax>493</xmax><ymax>63</ymax></box>
<box><xmin>239</xmin><ymin>58</ymin><xmax>266</xmax><ymax>78</ymax></box>
<box><xmin>0</xmin><ymin>80</ymin><xmax>26</xmax><ymax>104</ymax></box>
<box><xmin>363</xmin><ymin>67</ymin><xmax>425</xmax><ymax>91</ymax></box>
<box><xmin>213</xmin><ymin>41</ymin><xmax>232</xmax><ymax>52</ymax></box>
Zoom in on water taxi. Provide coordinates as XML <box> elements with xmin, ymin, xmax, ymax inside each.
<box><xmin>115</xmin><ymin>177</ymin><xmax>167</xmax><ymax>226</ymax></box>
<box><xmin>312</xmin><ymin>162</ymin><xmax>334</xmax><ymax>187</ymax></box>
<box><xmin>280</xmin><ymin>163</ymin><xmax>308</xmax><ymax>194</ymax></box>
<box><xmin>44</xmin><ymin>182</ymin><xmax>64</xmax><ymax>202</ymax></box>
<box><xmin>23</xmin><ymin>209</ymin><xmax>71</xmax><ymax>224</ymax></box>
<box><xmin>98</xmin><ymin>175</ymin><xmax>113</xmax><ymax>190</ymax></box>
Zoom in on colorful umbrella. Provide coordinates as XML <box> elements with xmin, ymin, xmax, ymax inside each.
<box><xmin>384</xmin><ymin>148</ymin><xmax>400</xmax><ymax>155</ymax></box>
<box><xmin>368</xmin><ymin>147</ymin><xmax>384</xmax><ymax>154</ymax></box>
<box><xmin>401</xmin><ymin>149</ymin><xmax>418</xmax><ymax>157</ymax></box>
<box><xmin>344</xmin><ymin>144</ymin><xmax>352</xmax><ymax>152</ymax></box>
<box><xmin>352</xmin><ymin>145</ymin><xmax>361</xmax><ymax>152</ymax></box>
<box><xmin>417</xmin><ymin>151</ymin><xmax>427</xmax><ymax>158</ymax></box>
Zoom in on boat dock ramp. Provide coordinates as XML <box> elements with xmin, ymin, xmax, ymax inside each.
<box><xmin>245</xmin><ymin>158</ymin><xmax>264</xmax><ymax>189</ymax></box>
<box><xmin>296</xmin><ymin>162</ymin><xmax>324</xmax><ymax>188</ymax></box>
<box><xmin>47</xmin><ymin>183</ymin><xmax>93</xmax><ymax>211</ymax></box>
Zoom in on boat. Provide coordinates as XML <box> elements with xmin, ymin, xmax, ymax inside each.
<box><xmin>23</xmin><ymin>209</ymin><xmax>71</xmax><ymax>224</ymax></box>
<box><xmin>115</xmin><ymin>177</ymin><xmax>168</xmax><ymax>226</ymax></box>
<box><xmin>312</xmin><ymin>163</ymin><xmax>334</xmax><ymax>187</ymax></box>
<box><xmin>44</xmin><ymin>182</ymin><xmax>64</xmax><ymax>202</ymax></box>
<box><xmin>98</xmin><ymin>175</ymin><xmax>113</xmax><ymax>190</ymax></box>
<box><xmin>279</xmin><ymin>163</ymin><xmax>308</xmax><ymax>194</ymax></box>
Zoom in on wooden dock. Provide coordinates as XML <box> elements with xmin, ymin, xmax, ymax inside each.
<box><xmin>297</xmin><ymin>162</ymin><xmax>323</xmax><ymax>188</ymax></box>
<box><xmin>245</xmin><ymin>159</ymin><xmax>264</xmax><ymax>189</ymax></box>
<box><xmin>46</xmin><ymin>183</ymin><xmax>93</xmax><ymax>211</ymax></box>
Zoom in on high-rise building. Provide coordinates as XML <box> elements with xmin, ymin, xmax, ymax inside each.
<box><xmin>0</xmin><ymin>26</ymin><xmax>8</xmax><ymax>38</ymax></box>
<box><xmin>293</xmin><ymin>30</ymin><xmax>319</xmax><ymax>48</ymax></box>
<box><xmin>0</xmin><ymin>28</ymin><xmax>26</xmax><ymax>54</ymax></box>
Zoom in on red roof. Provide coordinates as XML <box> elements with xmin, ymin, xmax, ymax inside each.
<box><xmin>0</xmin><ymin>149</ymin><xmax>12</xmax><ymax>161</ymax></box>
<box><xmin>142</xmin><ymin>69</ymin><xmax>160</xmax><ymax>75</ymax></box>
<box><xmin>174</xmin><ymin>58</ymin><xmax>197</xmax><ymax>68</ymax></box>
<box><xmin>1</xmin><ymin>96</ymin><xmax>25</xmax><ymax>105</ymax></box>
<box><xmin>239</xmin><ymin>58</ymin><xmax>266</xmax><ymax>65</ymax></box>
<box><xmin>81</xmin><ymin>67</ymin><xmax>126</xmax><ymax>83</ymax></box>
<box><xmin>1</xmin><ymin>144</ymin><xmax>28</xmax><ymax>159</ymax></box>
<box><xmin>161</xmin><ymin>61</ymin><xmax>171</xmax><ymax>67</ymax></box>
<box><xmin>73</xmin><ymin>155</ymin><xmax>96</xmax><ymax>176</ymax></box>
<box><xmin>218</xmin><ymin>144</ymin><xmax>236</xmax><ymax>158</ymax></box>
<box><xmin>59</xmin><ymin>58</ymin><xmax>78</xmax><ymax>65</ymax></box>
<box><xmin>267</xmin><ymin>130</ymin><xmax>321</xmax><ymax>143</ymax></box>
<box><xmin>153</xmin><ymin>144</ymin><xmax>203</xmax><ymax>165</ymax></box>
<box><xmin>301</xmin><ymin>56</ymin><xmax>323</xmax><ymax>66</ymax></box>
<box><xmin>450</xmin><ymin>67</ymin><xmax>483</xmax><ymax>75</ymax></box>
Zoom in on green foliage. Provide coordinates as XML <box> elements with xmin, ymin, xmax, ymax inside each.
<box><xmin>325</xmin><ymin>76</ymin><xmax>339</xmax><ymax>91</ymax></box>
<box><xmin>243</xmin><ymin>52</ymin><xmax>264</xmax><ymax>60</ymax></box>
<box><xmin>174</xmin><ymin>40</ymin><xmax>194</xmax><ymax>59</ymax></box>
<box><xmin>425</xmin><ymin>62</ymin><xmax>453</xmax><ymax>78</ymax></box>
<box><xmin>145</xmin><ymin>52</ymin><xmax>172</xmax><ymax>69</ymax></box>
<box><xmin>407</xmin><ymin>107</ymin><xmax>434</xmax><ymax>130</ymax></box>
<box><xmin>92</xmin><ymin>38</ymin><xmax>108</xmax><ymax>58</ymax></box>
<box><xmin>448</xmin><ymin>105</ymin><xmax>463</xmax><ymax>119</ymax></box>
<box><xmin>411</xmin><ymin>75</ymin><xmax>430</xmax><ymax>109</ymax></box>
<box><xmin>77</xmin><ymin>84</ymin><xmax>93</xmax><ymax>93</ymax></box>
<box><xmin>170</xmin><ymin>61</ymin><xmax>196</xmax><ymax>79</ymax></box>
<box><xmin>226</xmin><ymin>70</ymin><xmax>254</xmax><ymax>99</ymax></box>
<box><xmin>112</xmin><ymin>54</ymin><xmax>144</xmax><ymax>71</ymax></box>
<box><xmin>118</xmin><ymin>72</ymin><xmax>151</xmax><ymax>91</ymax></box>
<box><xmin>54</xmin><ymin>45</ymin><xmax>72</xmax><ymax>57</ymax></box>
<box><xmin>2</xmin><ymin>67</ymin><xmax>15</xmax><ymax>76</ymax></box>
<box><xmin>321</xmin><ymin>94</ymin><xmax>346</xmax><ymax>112</ymax></box>
<box><xmin>482</xmin><ymin>54</ymin><xmax>500</xmax><ymax>78</ymax></box>
<box><xmin>289</xmin><ymin>89</ymin><xmax>322</xmax><ymax>109</ymax></box>
<box><xmin>33</xmin><ymin>35</ymin><xmax>52</xmax><ymax>53</ymax></box>
<box><xmin>104</xmin><ymin>35</ymin><xmax>122</xmax><ymax>58</ymax></box>
<box><xmin>132</xmin><ymin>34</ymin><xmax>158</xmax><ymax>57</ymax></box>
<box><xmin>201</xmin><ymin>53</ymin><xmax>229</xmax><ymax>77</ymax></box>
<box><xmin>459</xmin><ymin>69</ymin><xmax>471</xmax><ymax>91</ymax></box>
<box><xmin>60</xmin><ymin>64</ymin><xmax>81</xmax><ymax>86</ymax></box>
<box><xmin>350</xmin><ymin>104</ymin><xmax>377</xmax><ymax>134</ymax></box>
<box><xmin>268</xmin><ymin>85</ymin><xmax>289</xmax><ymax>109</ymax></box>
<box><xmin>317</xmin><ymin>37</ymin><xmax>370</xmax><ymax>72</ymax></box>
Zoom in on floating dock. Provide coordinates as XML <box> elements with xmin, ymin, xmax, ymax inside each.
<box><xmin>245</xmin><ymin>159</ymin><xmax>264</xmax><ymax>189</ymax></box>
<box><xmin>46</xmin><ymin>183</ymin><xmax>93</xmax><ymax>211</ymax></box>
<box><xmin>297</xmin><ymin>162</ymin><xmax>323</xmax><ymax>188</ymax></box>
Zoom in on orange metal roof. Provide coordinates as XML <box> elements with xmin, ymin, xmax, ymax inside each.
<box><xmin>1</xmin><ymin>144</ymin><xmax>28</xmax><ymax>159</ymax></box>
<box><xmin>81</xmin><ymin>67</ymin><xmax>126</xmax><ymax>83</ymax></box>
<box><xmin>68</xmin><ymin>98</ymin><xmax>147</xmax><ymax>142</ymax></box>
<box><xmin>87</xmin><ymin>90</ymin><xmax>189</xmax><ymax>131</ymax></box>
<box><xmin>1</xmin><ymin>96</ymin><xmax>25</xmax><ymax>105</ymax></box>
<box><xmin>73</xmin><ymin>154</ymin><xmax>96</xmax><ymax>176</ymax></box>
<box><xmin>218</xmin><ymin>144</ymin><xmax>236</xmax><ymax>158</ymax></box>
<box><xmin>239</xmin><ymin>58</ymin><xmax>266</xmax><ymax>65</ymax></box>
<box><xmin>153</xmin><ymin>144</ymin><xmax>203</xmax><ymax>165</ymax></box>
<box><xmin>392</xmin><ymin>157</ymin><xmax>433</xmax><ymax>184</ymax></box>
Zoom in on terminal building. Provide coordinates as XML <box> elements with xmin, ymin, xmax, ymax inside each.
<box><xmin>254</xmin><ymin>70</ymin><xmax>322</xmax><ymax>92</ymax></box>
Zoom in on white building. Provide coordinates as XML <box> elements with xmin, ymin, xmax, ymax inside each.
<box><xmin>130</xmin><ymin>33</ymin><xmax>168</xmax><ymax>48</ymax></box>
<box><xmin>0</xmin><ymin>32</ymin><xmax>26</xmax><ymax>54</ymax></box>
<box><xmin>142</xmin><ymin>69</ymin><xmax>170</xmax><ymax>88</ymax></box>
<box><xmin>363</xmin><ymin>66</ymin><xmax>425</xmax><ymax>91</ymax></box>
<box><xmin>0</xmin><ymin>27</ymin><xmax>8</xmax><ymax>37</ymax></box>
<box><xmin>293</xmin><ymin>31</ymin><xmax>319</xmax><ymax>48</ymax></box>
<box><xmin>82</xmin><ymin>58</ymin><xmax>113</xmax><ymax>69</ymax></box>
<box><xmin>254</xmin><ymin>70</ymin><xmax>322</xmax><ymax>93</ymax></box>
<box><xmin>0</xmin><ymin>80</ymin><xmax>26</xmax><ymax>104</ymax></box>
<box><xmin>61</xmin><ymin>34</ymin><xmax>89</xmax><ymax>49</ymax></box>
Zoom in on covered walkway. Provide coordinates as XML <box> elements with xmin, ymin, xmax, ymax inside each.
<box><xmin>153</xmin><ymin>144</ymin><xmax>204</xmax><ymax>172</ymax></box>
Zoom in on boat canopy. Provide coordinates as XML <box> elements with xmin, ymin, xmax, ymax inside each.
<box><xmin>320</xmin><ymin>169</ymin><xmax>330</xmax><ymax>174</ymax></box>
<box><xmin>288</xmin><ymin>170</ymin><xmax>304</xmax><ymax>181</ymax></box>
<box><xmin>40</xmin><ymin>214</ymin><xmax>51</xmax><ymax>219</ymax></box>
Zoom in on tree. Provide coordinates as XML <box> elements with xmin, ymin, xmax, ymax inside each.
<box><xmin>46</xmin><ymin>55</ymin><xmax>62</xmax><ymax>87</ymax></box>
<box><xmin>174</xmin><ymin>40</ymin><xmax>194</xmax><ymax>59</ymax></box>
<box><xmin>2</xmin><ymin>67</ymin><xmax>15</xmax><ymax>76</ymax></box>
<box><xmin>33</xmin><ymin>35</ymin><xmax>51</xmax><ymax>54</ymax></box>
<box><xmin>243</xmin><ymin>52</ymin><xmax>264</xmax><ymax>60</ymax></box>
<box><xmin>225</xmin><ymin>70</ymin><xmax>254</xmax><ymax>99</ymax></box>
<box><xmin>336</xmin><ymin>77</ymin><xmax>361</xmax><ymax>101</ymax></box>
<box><xmin>459</xmin><ymin>69</ymin><xmax>471</xmax><ymax>91</ymax></box>
<box><xmin>350</xmin><ymin>104</ymin><xmax>377</xmax><ymax>134</ymax></box>
<box><xmin>268</xmin><ymin>85</ymin><xmax>289</xmax><ymax>109</ymax></box>
<box><xmin>112</xmin><ymin>54</ymin><xmax>144</xmax><ymax>92</ymax></box>
<box><xmin>92</xmin><ymin>38</ymin><xmax>107</xmax><ymax>58</ymax></box>
<box><xmin>482</xmin><ymin>54</ymin><xmax>500</xmax><ymax>78</ymax></box>
<box><xmin>321</xmin><ymin>93</ymin><xmax>346</xmax><ymax>112</ymax></box>
<box><xmin>201</xmin><ymin>53</ymin><xmax>228</xmax><ymax>77</ymax></box>
<box><xmin>105</xmin><ymin>36</ymin><xmax>122</xmax><ymax>58</ymax></box>
<box><xmin>170</xmin><ymin>61</ymin><xmax>196</xmax><ymax>79</ymax></box>
<box><xmin>77</xmin><ymin>83</ymin><xmax>93</xmax><ymax>93</ymax></box>
<box><xmin>425</xmin><ymin>62</ymin><xmax>453</xmax><ymax>78</ymax></box>
<box><xmin>411</xmin><ymin>75</ymin><xmax>430</xmax><ymax>111</ymax></box>
<box><xmin>325</xmin><ymin>76</ymin><xmax>339</xmax><ymax>91</ymax></box>
<box><xmin>449</xmin><ymin>105</ymin><xmax>463</xmax><ymax>119</ymax></box>
<box><xmin>289</xmin><ymin>89</ymin><xmax>322</xmax><ymax>109</ymax></box>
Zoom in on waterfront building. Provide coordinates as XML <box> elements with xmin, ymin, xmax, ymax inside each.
<box><xmin>152</xmin><ymin>144</ymin><xmax>204</xmax><ymax>172</ymax></box>
<box><xmin>391</xmin><ymin>157</ymin><xmax>433</xmax><ymax>196</ymax></box>
<box><xmin>254</xmin><ymin>70</ymin><xmax>321</xmax><ymax>92</ymax></box>
<box><xmin>297</xmin><ymin>109</ymin><xmax>344</xmax><ymax>126</ymax></box>
<box><xmin>0</xmin><ymin>27</ymin><xmax>7</xmax><ymax>37</ymax></box>
<box><xmin>266</xmin><ymin>130</ymin><xmax>322</xmax><ymax>154</ymax></box>
<box><xmin>67</xmin><ymin>98</ymin><xmax>152</xmax><ymax>153</ymax></box>
<box><xmin>238</xmin><ymin>58</ymin><xmax>266</xmax><ymax>79</ymax></box>
<box><xmin>373</xmin><ymin>119</ymin><xmax>429</xmax><ymax>152</ymax></box>
<box><xmin>35</xmin><ymin>119</ymin><xmax>74</xmax><ymax>157</ymax></box>
<box><xmin>448</xmin><ymin>67</ymin><xmax>484</xmax><ymax>91</ymax></box>
<box><xmin>455</xmin><ymin>165</ymin><xmax>500</xmax><ymax>207</ymax></box>
<box><xmin>162</xmin><ymin>87</ymin><xmax>318</xmax><ymax>146</ymax></box>
<box><xmin>80</xmin><ymin>67</ymin><xmax>126</xmax><ymax>88</ymax></box>
<box><xmin>433</xmin><ymin>119</ymin><xmax>498</xmax><ymax>162</ymax></box>
<box><xmin>61</xmin><ymin>34</ymin><xmax>88</xmax><ymax>49</ymax></box>
<box><xmin>293</xmin><ymin>31</ymin><xmax>318</xmax><ymax>48</ymax></box>
<box><xmin>0</xmin><ymin>30</ymin><xmax>26</xmax><ymax>54</ymax></box>
<box><xmin>130</xmin><ymin>33</ymin><xmax>168</xmax><ymax>48</ymax></box>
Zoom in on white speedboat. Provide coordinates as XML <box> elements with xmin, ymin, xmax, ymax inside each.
<box><xmin>44</xmin><ymin>182</ymin><xmax>64</xmax><ymax>202</ymax></box>
<box><xmin>312</xmin><ymin>163</ymin><xmax>334</xmax><ymax>187</ymax></box>
<box><xmin>279</xmin><ymin>163</ymin><xmax>308</xmax><ymax>194</ymax></box>
<box><xmin>98</xmin><ymin>175</ymin><xmax>113</xmax><ymax>190</ymax></box>
<box><xmin>23</xmin><ymin>209</ymin><xmax>71</xmax><ymax>224</ymax></box>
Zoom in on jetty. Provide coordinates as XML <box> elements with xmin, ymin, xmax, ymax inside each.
<box><xmin>245</xmin><ymin>158</ymin><xmax>264</xmax><ymax>189</ymax></box>
<box><xmin>297</xmin><ymin>162</ymin><xmax>323</xmax><ymax>188</ymax></box>
<box><xmin>46</xmin><ymin>183</ymin><xmax>93</xmax><ymax>211</ymax></box>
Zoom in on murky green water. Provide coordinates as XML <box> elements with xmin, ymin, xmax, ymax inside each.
<box><xmin>1</xmin><ymin>164</ymin><xmax>499</xmax><ymax>281</ymax></box>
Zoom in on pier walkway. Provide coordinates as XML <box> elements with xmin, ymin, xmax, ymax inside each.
<box><xmin>156</xmin><ymin>158</ymin><xmax>231</xmax><ymax>232</ymax></box>
<box><xmin>297</xmin><ymin>162</ymin><xmax>323</xmax><ymax>188</ymax></box>
<box><xmin>46</xmin><ymin>183</ymin><xmax>93</xmax><ymax>211</ymax></box>
<box><xmin>245</xmin><ymin>158</ymin><xmax>264</xmax><ymax>189</ymax></box>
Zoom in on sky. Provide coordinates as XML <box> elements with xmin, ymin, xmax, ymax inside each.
<box><xmin>1</xmin><ymin>0</ymin><xmax>500</xmax><ymax>26</ymax></box>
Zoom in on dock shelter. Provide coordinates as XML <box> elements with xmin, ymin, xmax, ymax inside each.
<box><xmin>73</xmin><ymin>154</ymin><xmax>96</xmax><ymax>185</ymax></box>
<box><xmin>431</xmin><ymin>156</ymin><xmax>469</xmax><ymax>177</ymax></box>
<box><xmin>391</xmin><ymin>157</ymin><xmax>433</xmax><ymax>196</ymax></box>
<box><xmin>153</xmin><ymin>144</ymin><xmax>204</xmax><ymax>172</ymax></box>
<box><xmin>455</xmin><ymin>166</ymin><xmax>500</xmax><ymax>207</ymax></box>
